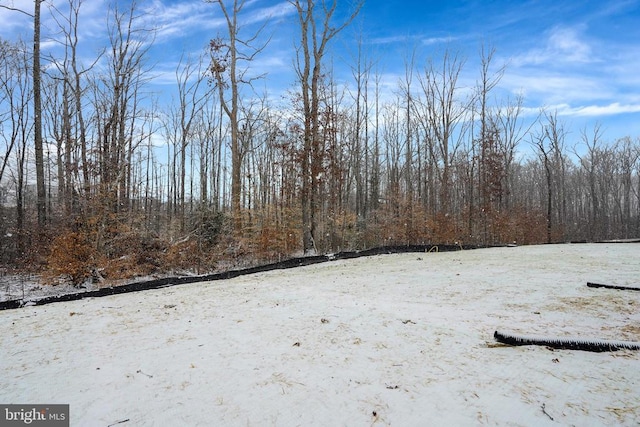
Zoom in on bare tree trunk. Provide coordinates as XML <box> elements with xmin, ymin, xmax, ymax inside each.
<box><xmin>33</xmin><ymin>0</ymin><xmax>46</xmax><ymax>228</ymax></box>
<box><xmin>369</xmin><ymin>69</ymin><xmax>381</xmax><ymax>213</ymax></box>
<box><xmin>475</xmin><ymin>45</ymin><xmax>504</xmax><ymax>244</ymax></box>
<box><xmin>533</xmin><ymin>111</ymin><xmax>566</xmax><ymax>244</ymax></box>
<box><xmin>291</xmin><ymin>0</ymin><xmax>361</xmax><ymax>254</ymax></box>
<box><xmin>208</xmin><ymin>0</ymin><xmax>270</xmax><ymax>235</ymax></box>
<box><xmin>578</xmin><ymin>124</ymin><xmax>604</xmax><ymax>241</ymax></box>
<box><xmin>544</xmin><ymin>153</ymin><xmax>552</xmax><ymax>243</ymax></box>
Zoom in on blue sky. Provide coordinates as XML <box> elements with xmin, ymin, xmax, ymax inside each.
<box><xmin>1</xmin><ymin>0</ymin><xmax>639</xmax><ymax>143</ymax></box>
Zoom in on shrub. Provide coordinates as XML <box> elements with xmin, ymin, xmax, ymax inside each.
<box><xmin>163</xmin><ymin>238</ymin><xmax>218</xmax><ymax>273</ymax></box>
<box><xmin>100</xmin><ymin>230</ymin><xmax>168</xmax><ymax>280</ymax></box>
<box><xmin>45</xmin><ymin>231</ymin><xmax>98</xmax><ymax>286</ymax></box>
<box><xmin>191</xmin><ymin>208</ymin><xmax>227</xmax><ymax>248</ymax></box>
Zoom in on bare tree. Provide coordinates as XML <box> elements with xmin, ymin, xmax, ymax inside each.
<box><xmin>381</xmin><ymin>97</ymin><xmax>403</xmax><ymax>223</ymax></box>
<box><xmin>166</xmin><ymin>53</ymin><xmax>209</xmax><ymax>232</ymax></box>
<box><xmin>544</xmin><ymin>111</ymin><xmax>568</xmax><ymax>240</ymax></box>
<box><xmin>576</xmin><ymin>123</ymin><xmax>605</xmax><ymax>240</ymax></box>
<box><xmin>616</xmin><ymin>136</ymin><xmax>640</xmax><ymax>238</ymax></box>
<box><xmin>532</xmin><ymin>111</ymin><xmax>566</xmax><ymax>243</ymax></box>
<box><xmin>207</xmin><ymin>0</ymin><xmax>270</xmax><ymax>234</ymax></box>
<box><xmin>47</xmin><ymin>0</ymin><xmax>102</xmax><ymax>213</ymax></box>
<box><xmin>492</xmin><ymin>94</ymin><xmax>534</xmax><ymax>211</ymax></box>
<box><xmin>0</xmin><ymin>39</ymin><xmax>33</xmax><ymax>253</ymax></box>
<box><xmin>0</xmin><ymin>40</ymin><xmax>25</xmax><ymax>185</ymax></box>
<box><xmin>474</xmin><ymin>45</ymin><xmax>505</xmax><ymax>243</ymax></box>
<box><xmin>348</xmin><ymin>34</ymin><xmax>373</xmax><ymax>220</ymax></box>
<box><xmin>400</xmin><ymin>48</ymin><xmax>416</xmax><ymax>210</ymax></box>
<box><xmin>33</xmin><ymin>0</ymin><xmax>46</xmax><ymax>227</ymax></box>
<box><xmin>290</xmin><ymin>0</ymin><xmax>361</xmax><ymax>254</ymax></box>
<box><xmin>1</xmin><ymin>0</ymin><xmax>49</xmax><ymax>226</ymax></box>
<box><xmin>416</xmin><ymin>48</ymin><xmax>469</xmax><ymax>218</ymax></box>
<box><xmin>97</xmin><ymin>0</ymin><xmax>153</xmax><ymax>214</ymax></box>
<box><xmin>369</xmin><ymin>67</ymin><xmax>382</xmax><ymax>214</ymax></box>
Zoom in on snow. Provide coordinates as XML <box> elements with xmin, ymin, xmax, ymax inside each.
<box><xmin>0</xmin><ymin>274</ymin><xmax>100</xmax><ymax>303</ymax></box>
<box><xmin>1</xmin><ymin>243</ymin><xmax>639</xmax><ymax>426</ymax></box>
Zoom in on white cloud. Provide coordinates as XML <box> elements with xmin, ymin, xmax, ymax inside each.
<box><xmin>422</xmin><ymin>36</ymin><xmax>455</xmax><ymax>46</ymax></box>
<box><xmin>367</xmin><ymin>34</ymin><xmax>418</xmax><ymax>45</ymax></box>
<box><xmin>511</xmin><ymin>25</ymin><xmax>594</xmax><ymax>67</ymax></box>
<box><xmin>555</xmin><ymin>102</ymin><xmax>640</xmax><ymax>117</ymax></box>
<box><xmin>501</xmin><ymin>72</ymin><xmax>605</xmax><ymax>105</ymax></box>
<box><xmin>244</xmin><ymin>1</ymin><xmax>296</xmax><ymax>25</ymax></box>
<box><xmin>603</xmin><ymin>46</ymin><xmax>640</xmax><ymax>87</ymax></box>
<box><xmin>547</xmin><ymin>26</ymin><xmax>592</xmax><ymax>62</ymax></box>
<box><xmin>140</xmin><ymin>1</ymin><xmax>222</xmax><ymax>41</ymax></box>
<box><xmin>367</xmin><ymin>34</ymin><xmax>455</xmax><ymax>46</ymax></box>
<box><xmin>0</xmin><ymin>0</ymin><xmax>35</xmax><ymax>33</ymax></box>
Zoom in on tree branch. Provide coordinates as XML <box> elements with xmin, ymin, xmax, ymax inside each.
<box><xmin>0</xmin><ymin>4</ymin><xmax>34</xmax><ymax>17</ymax></box>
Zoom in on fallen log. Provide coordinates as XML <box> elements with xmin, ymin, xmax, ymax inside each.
<box><xmin>494</xmin><ymin>330</ymin><xmax>640</xmax><ymax>352</ymax></box>
<box><xmin>587</xmin><ymin>282</ymin><xmax>640</xmax><ymax>292</ymax></box>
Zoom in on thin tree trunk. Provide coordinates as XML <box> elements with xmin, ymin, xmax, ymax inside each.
<box><xmin>33</xmin><ymin>0</ymin><xmax>46</xmax><ymax>227</ymax></box>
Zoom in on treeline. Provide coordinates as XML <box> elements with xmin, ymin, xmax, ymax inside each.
<box><xmin>0</xmin><ymin>1</ymin><xmax>638</xmax><ymax>284</ymax></box>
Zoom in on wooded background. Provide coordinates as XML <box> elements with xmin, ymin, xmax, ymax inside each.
<box><xmin>1</xmin><ymin>0</ymin><xmax>638</xmax><ymax>284</ymax></box>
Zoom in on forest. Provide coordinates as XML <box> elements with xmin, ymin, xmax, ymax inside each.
<box><xmin>0</xmin><ymin>0</ymin><xmax>639</xmax><ymax>285</ymax></box>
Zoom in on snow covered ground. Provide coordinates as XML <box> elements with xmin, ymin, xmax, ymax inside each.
<box><xmin>1</xmin><ymin>243</ymin><xmax>639</xmax><ymax>426</ymax></box>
